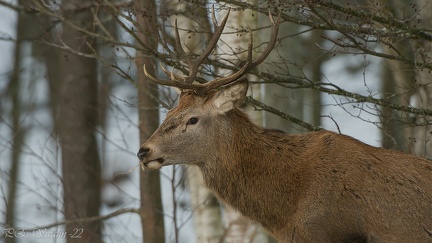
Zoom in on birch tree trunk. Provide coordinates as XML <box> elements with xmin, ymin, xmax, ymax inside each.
<box><xmin>134</xmin><ymin>0</ymin><xmax>166</xmax><ymax>242</ymax></box>
<box><xmin>162</xmin><ymin>2</ymin><xmax>225</xmax><ymax>242</ymax></box>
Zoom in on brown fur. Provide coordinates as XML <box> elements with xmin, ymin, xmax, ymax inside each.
<box><xmin>138</xmin><ymin>81</ymin><xmax>432</xmax><ymax>243</ymax></box>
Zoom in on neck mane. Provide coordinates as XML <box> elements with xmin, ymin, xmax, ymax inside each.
<box><xmin>198</xmin><ymin>108</ymin><xmax>300</xmax><ymax>231</ymax></box>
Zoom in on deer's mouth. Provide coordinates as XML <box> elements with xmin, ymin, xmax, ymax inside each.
<box><xmin>143</xmin><ymin>158</ymin><xmax>165</xmax><ymax>170</ymax></box>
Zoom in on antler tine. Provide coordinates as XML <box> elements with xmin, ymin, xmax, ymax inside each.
<box><xmin>171</xmin><ymin>7</ymin><xmax>231</xmax><ymax>86</ymax></box>
<box><xmin>194</xmin><ymin>6</ymin><xmax>231</xmax><ymax>65</ymax></box>
<box><xmin>184</xmin><ymin>7</ymin><xmax>231</xmax><ymax>84</ymax></box>
<box><xmin>173</xmin><ymin>19</ymin><xmax>191</xmax><ymax>66</ymax></box>
<box><xmin>200</xmin><ymin>30</ymin><xmax>254</xmax><ymax>93</ymax></box>
<box><xmin>247</xmin><ymin>10</ymin><xmax>281</xmax><ymax>70</ymax></box>
<box><xmin>159</xmin><ymin>63</ymin><xmax>185</xmax><ymax>81</ymax></box>
<box><xmin>143</xmin><ymin>64</ymin><xmax>204</xmax><ymax>90</ymax></box>
<box><xmin>199</xmin><ymin>10</ymin><xmax>281</xmax><ymax>94</ymax></box>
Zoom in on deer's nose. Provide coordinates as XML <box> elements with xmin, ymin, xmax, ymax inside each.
<box><xmin>137</xmin><ymin>147</ymin><xmax>150</xmax><ymax>161</ymax></box>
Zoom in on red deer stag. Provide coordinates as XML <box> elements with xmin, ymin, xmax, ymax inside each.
<box><xmin>137</xmin><ymin>8</ymin><xmax>432</xmax><ymax>243</ymax></box>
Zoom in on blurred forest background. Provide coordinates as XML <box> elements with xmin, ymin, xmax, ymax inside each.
<box><xmin>0</xmin><ymin>0</ymin><xmax>431</xmax><ymax>242</ymax></box>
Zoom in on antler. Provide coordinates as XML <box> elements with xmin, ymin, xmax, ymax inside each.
<box><xmin>143</xmin><ymin>7</ymin><xmax>281</xmax><ymax>95</ymax></box>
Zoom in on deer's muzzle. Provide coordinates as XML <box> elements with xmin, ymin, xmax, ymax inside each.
<box><xmin>137</xmin><ymin>147</ymin><xmax>149</xmax><ymax>161</ymax></box>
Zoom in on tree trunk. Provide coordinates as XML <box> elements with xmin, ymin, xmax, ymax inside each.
<box><xmin>307</xmin><ymin>30</ymin><xmax>324</xmax><ymax>127</ymax></box>
<box><xmin>372</xmin><ymin>0</ymin><xmax>415</xmax><ymax>152</ymax></box>
<box><xmin>410</xmin><ymin>0</ymin><xmax>432</xmax><ymax>158</ymax></box>
<box><xmin>161</xmin><ymin>1</ymin><xmax>225</xmax><ymax>242</ymax></box>
<box><xmin>187</xmin><ymin>167</ymin><xmax>224</xmax><ymax>242</ymax></box>
<box><xmin>5</xmin><ymin>6</ymin><xmax>25</xmax><ymax>243</ymax></box>
<box><xmin>264</xmin><ymin>21</ymin><xmax>305</xmax><ymax>134</ymax></box>
<box><xmin>57</xmin><ymin>1</ymin><xmax>102</xmax><ymax>242</ymax></box>
<box><xmin>134</xmin><ymin>0</ymin><xmax>166</xmax><ymax>242</ymax></box>
<box><xmin>380</xmin><ymin>56</ymin><xmax>412</xmax><ymax>151</ymax></box>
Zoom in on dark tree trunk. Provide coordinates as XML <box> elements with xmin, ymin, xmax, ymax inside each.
<box><xmin>5</xmin><ymin>5</ymin><xmax>25</xmax><ymax>243</ymax></box>
<box><xmin>134</xmin><ymin>0</ymin><xmax>166</xmax><ymax>242</ymax></box>
<box><xmin>57</xmin><ymin>1</ymin><xmax>102</xmax><ymax>242</ymax></box>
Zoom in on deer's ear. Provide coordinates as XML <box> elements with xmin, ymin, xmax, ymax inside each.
<box><xmin>210</xmin><ymin>77</ymin><xmax>249</xmax><ymax>113</ymax></box>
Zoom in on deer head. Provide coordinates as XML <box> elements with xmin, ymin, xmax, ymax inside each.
<box><xmin>137</xmin><ymin>77</ymin><xmax>249</xmax><ymax>169</ymax></box>
<box><xmin>138</xmin><ymin>8</ymin><xmax>280</xmax><ymax>169</ymax></box>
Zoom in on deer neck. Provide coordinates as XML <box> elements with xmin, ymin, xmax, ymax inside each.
<box><xmin>198</xmin><ymin>109</ymin><xmax>298</xmax><ymax>231</ymax></box>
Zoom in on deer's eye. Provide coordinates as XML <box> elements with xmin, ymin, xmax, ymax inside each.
<box><xmin>187</xmin><ymin>117</ymin><xmax>199</xmax><ymax>125</ymax></box>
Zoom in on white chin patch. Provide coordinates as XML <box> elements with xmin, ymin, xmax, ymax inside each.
<box><xmin>146</xmin><ymin>161</ymin><xmax>163</xmax><ymax>170</ymax></box>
